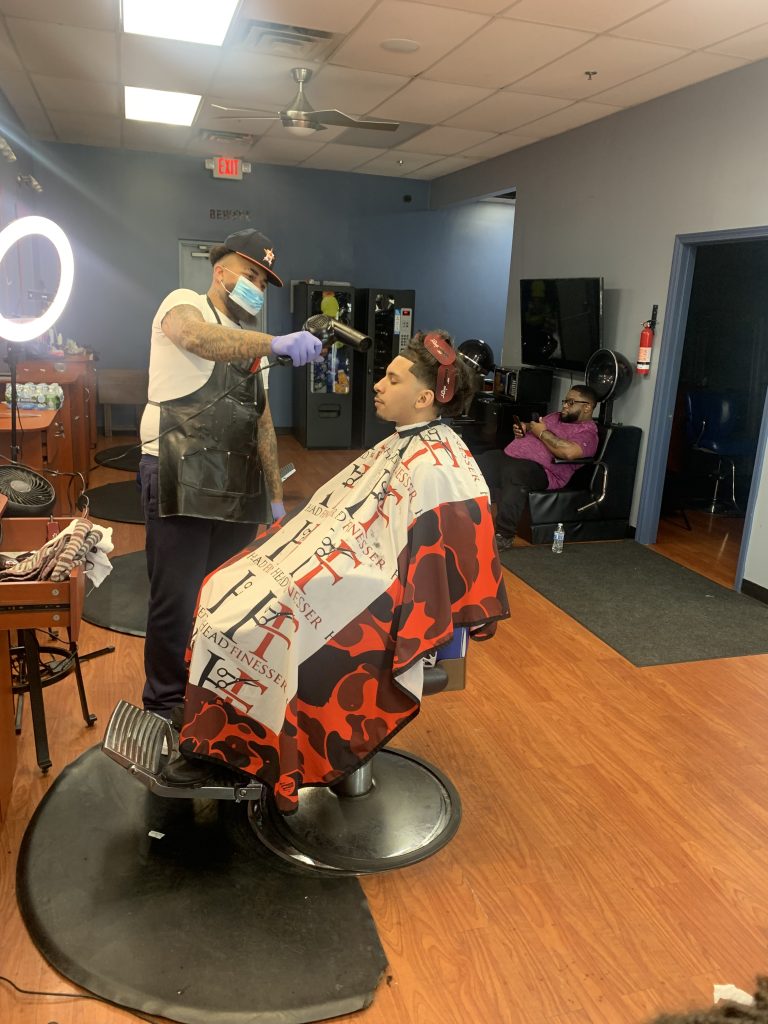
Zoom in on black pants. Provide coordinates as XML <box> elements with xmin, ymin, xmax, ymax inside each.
<box><xmin>139</xmin><ymin>456</ymin><xmax>258</xmax><ymax>715</ymax></box>
<box><xmin>476</xmin><ymin>450</ymin><xmax>548</xmax><ymax>539</ymax></box>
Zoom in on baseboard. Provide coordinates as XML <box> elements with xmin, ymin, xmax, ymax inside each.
<box><xmin>741</xmin><ymin>579</ymin><xmax>768</xmax><ymax>605</ymax></box>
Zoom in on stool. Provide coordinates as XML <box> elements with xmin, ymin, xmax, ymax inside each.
<box><xmin>96</xmin><ymin>369</ymin><xmax>149</xmax><ymax>438</ymax></box>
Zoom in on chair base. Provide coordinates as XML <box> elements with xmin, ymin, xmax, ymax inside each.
<box><xmin>249</xmin><ymin>748</ymin><xmax>462</xmax><ymax>875</ymax></box>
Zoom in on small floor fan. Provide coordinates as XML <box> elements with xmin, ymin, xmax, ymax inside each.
<box><xmin>0</xmin><ymin>463</ymin><xmax>56</xmax><ymax>517</ymax></box>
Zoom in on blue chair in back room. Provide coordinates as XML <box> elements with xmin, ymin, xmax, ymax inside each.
<box><xmin>684</xmin><ymin>390</ymin><xmax>757</xmax><ymax>513</ymax></box>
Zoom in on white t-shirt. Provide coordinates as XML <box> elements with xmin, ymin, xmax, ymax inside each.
<box><xmin>140</xmin><ymin>288</ymin><xmax>269</xmax><ymax>456</ymax></box>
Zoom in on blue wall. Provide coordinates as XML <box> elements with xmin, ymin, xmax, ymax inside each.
<box><xmin>7</xmin><ymin>134</ymin><xmax>514</xmax><ymax>426</ymax></box>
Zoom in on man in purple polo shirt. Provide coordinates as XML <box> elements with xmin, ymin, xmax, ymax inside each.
<box><xmin>477</xmin><ymin>385</ymin><xmax>599</xmax><ymax>550</ymax></box>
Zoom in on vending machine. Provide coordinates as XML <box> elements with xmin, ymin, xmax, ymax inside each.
<box><xmin>352</xmin><ymin>289</ymin><xmax>415</xmax><ymax>449</ymax></box>
<box><xmin>292</xmin><ymin>283</ymin><xmax>355</xmax><ymax>448</ymax></box>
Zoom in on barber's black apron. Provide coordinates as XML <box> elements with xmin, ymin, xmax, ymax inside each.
<box><xmin>156</xmin><ymin>303</ymin><xmax>270</xmax><ymax>524</ymax></box>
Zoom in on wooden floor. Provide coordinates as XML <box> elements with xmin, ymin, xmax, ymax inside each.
<box><xmin>2</xmin><ymin>441</ymin><xmax>767</xmax><ymax>1024</ymax></box>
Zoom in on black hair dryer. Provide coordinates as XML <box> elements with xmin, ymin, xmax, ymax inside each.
<box><xmin>304</xmin><ymin>313</ymin><xmax>372</xmax><ymax>352</ymax></box>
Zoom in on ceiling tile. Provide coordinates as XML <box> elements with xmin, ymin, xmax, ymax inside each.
<box><xmin>121</xmin><ymin>121</ymin><xmax>194</xmax><ymax>152</ymax></box>
<box><xmin>0</xmin><ymin>17</ymin><xmax>22</xmax><ymax>71</ymax></box>
<box><xmin>707</xmin><ymin>22</ymin><xmax>768</xmax><ymax>61</ymax></box>
<box><xmin>500</xmin><ymin>0</ymin><xmax>663</xmax><ymax>33</ymax></box>
<box><xmin>371</xmin><ymin>79</ymin><xmax>493</xmax><ymax>123</ymax></box>
<box><xmin>298</xmin><ymin>142</ymin><xmax>386</xmax><ymax>170</ymax></box>
<box><xmin>397</xmin><ymin>124</ymin><xmax>497</xmax><ymax>154</ymax></box>
<box><xmin>250</xmin><ymin>135</ymin><xmax>326</xmax><ymax>163</ymax></box>
<box><xmin>610</xmin><ymin>0</ymin><xmax>768</xmax><ymax>49</ymax></box>
<box><xmin>511</xmin><ymin>99</ymin><xmax>621</xmax><ymax>138</ymax></box>
<box><xmin>355</xmin><ymin>149</ymin><xmax>436</xmax><ymax>174</ymax></box>
<box><xmin>210</xmin><ymin>53</ymin><xmax>315</xmax><ymax>106</ymax></box>
<box><xmin>507</xmin><ymin>35</ymin><xmax>689</xmax><ymax>100</ymax></box>
<box><xmin>408</xmin><ymin>0</ymin><xmax>511</xmax><ymax>11</ymax></box>
<box><xmin>407</xmin><ymin>155</ymin><xmax>481</xmax><ymax>179</ymax></box>
<box><xmin>331</xmin><ymin>120</ymin><xmax>427</xmax><ymax>148</ymax></box>
<box><xmin>121</xmin><ymin>35</ymin><xmax>221</xmax><ymax>94</ymax></box>
<box><xmin>423</xmin><ymin>19</ymin><xmax>594</xmax><ymax>90</ymax></box>
<box><xmin>329</xmin><ymin>1</ymin><xmax>491</xmax><ymax>76</ymax></box>
<box><xmin>0</xmin><ymin>69</ymin><xmax>52</xmax><ymax>125</ymax></box>
<box><xmin>5</xmin><ymin>19</ymin><xmax>118</xmax><ymax>81</ymax></box>
<box><xmin>446</xmin><ymin>91</ymin><xmax>571</xmax><ymax>132</ymax></box>
<box><xmin>0</xmin><ymin>0</ymin><xmax>118</xmax><ymax>30</ymax></box>
<box><xmin>593</xmin><ymin>51</ymin><xmax>746</xmax><ymax>106</ymax></box>
<box><xmin>460</xmin><ymin>130</ymin><xmax>533</xmax><ymax>159</ymax></box>
<box><xmin>309</xmin><ymin>66</ymin><xmax>408</xmax><ymax>113</ymax></box>
<box><xmin>47</xmin><ymin>109</ymin><xmax>121</xmax><ymax>146</ymax></box>
<box><xmin>31</xmin><ymin>74</ymin><xmax>119</xmax><ymax>115</ymax></box>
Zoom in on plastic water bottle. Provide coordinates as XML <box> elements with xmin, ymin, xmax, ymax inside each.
<box><xmin>552</xmin><ymin>522</ymin><xmax>565</xmax><ymax>554</ymax></box>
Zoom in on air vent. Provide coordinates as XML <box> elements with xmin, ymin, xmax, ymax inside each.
<box><xmin>238</xmin><ymin>19</ymin><xmax>341</xmax><ymax>61</ymax></box>
<box><xmin>201</xmin><ymin>129</ymin><xmax>257</xmax><ymax>144</ymax></box>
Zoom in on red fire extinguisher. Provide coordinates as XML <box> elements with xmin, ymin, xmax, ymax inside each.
<box><xmin>636</xmin><ymin>304</ymin><xmax>658</xmax><ymax>375</ymax></box>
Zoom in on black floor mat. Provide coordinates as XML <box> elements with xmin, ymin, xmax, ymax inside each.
<box><xmin>93</xmin><ymin>444</ymin><xmax>141</xmax><ymax>473</ymax></box>
<box><xmin>83</xmin><ymin>550</ymin><xmax>148</xmax><ymax>636</ymax></box>
<box><xmin>85</xmin><ymin>480</ymin><xmax>143</xmax><ymax>524</ymax></box>
<box><xmin>17</xmin><ymin>747</ymin><xmax>387</xmax><ymax>1024</ymax></box>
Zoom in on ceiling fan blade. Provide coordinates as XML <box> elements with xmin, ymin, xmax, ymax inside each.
<box><xmin>211</xmin><ymin>102</ymin><xmax>274</xmax><ymax>114</ymax></box>
<box><xmin>212</xmin><ymin>115</ymin><xmax>279</xmax><ymax>122</ymax></box>
<box><xmin>312</xmin><ymin>110</ymin><xmax>400</xmax><ymax>131</ymax></box>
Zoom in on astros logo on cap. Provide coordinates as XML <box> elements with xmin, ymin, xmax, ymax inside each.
<box><xmin>263</xmin><ymin>248</ymin><xmax>275</xmax><ymax>266</ymax></box>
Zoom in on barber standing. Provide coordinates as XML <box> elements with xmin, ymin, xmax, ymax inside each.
<box><xmin>139</xmin><ymin>228</ymin><xmax>321</xmax><ymax>721</ymax></box>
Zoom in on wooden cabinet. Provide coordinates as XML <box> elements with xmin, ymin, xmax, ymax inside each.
<box><xmin>0</xmin><ymin>357</ymin><xmax>96</xmax><ymax>514</ymax></box>
<box><xmin>0</xmin><ymin>630</ymin><xmax>14</xmax><ymax>828</ymax></box>
<box><xmin>0</xmin><ymin>407</ymin><xmax>72</xmax><ymax>514</ymax></box>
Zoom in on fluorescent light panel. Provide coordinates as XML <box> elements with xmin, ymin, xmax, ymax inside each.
<box><xmin>125</xmin><ymin>86</ymin><xmax>201</xmax><ymax>126</ymax></box>
<box><xmin>122</xmin><ymin>0</ymin><xmax>238</xmax><ymax>46</ymax></box>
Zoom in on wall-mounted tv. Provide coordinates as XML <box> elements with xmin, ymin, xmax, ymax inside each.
<box><xmin>520</xmin><ymin>277</ymin><xmax>604</xmax><ymax>373</ymax></box>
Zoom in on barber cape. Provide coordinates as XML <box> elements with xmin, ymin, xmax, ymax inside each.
<box><xmin>180</xmin><ymin>419</ymin><xmax>509</xmax><ymax>812</ymax></box>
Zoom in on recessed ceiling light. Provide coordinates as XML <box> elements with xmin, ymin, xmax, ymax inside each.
<box><xmin>125</xmin><ymin>86</ymin><xmax>201</xmax><ymax>127</ymax></box>
<box><xmin>380</xmin><ymin>38</ymin><xmax>421</xmax><ymax>53</ymax></box>
<box><xmin>122</xmin><ymin>0</ymin><xmax>238</xmax><ymax>46</ymax></box>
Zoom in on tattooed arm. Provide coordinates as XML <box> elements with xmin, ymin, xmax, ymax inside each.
<box><xmin>161</xmin><ymin>303</ymin><xmax>273</xmax><ymax>362</ymax></box>
<box><xmin>257</xmin><ymin>396</ymin><xmax>282</xmax><ymax>503</ymax></box>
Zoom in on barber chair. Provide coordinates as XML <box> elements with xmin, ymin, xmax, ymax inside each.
<box><xmin>516</xmin><ymin>423</ymin><xmax>642</xmax><ymax>544</ymax></box>
<box><xmin>684</xmin><ymin>390</ymin><xmax>756</xmax><ymax>513</ymax></box>
<box><xmin>102</xmin><ymin>628</ymin><xmax>469</xmax><ymax>875</ymax></box>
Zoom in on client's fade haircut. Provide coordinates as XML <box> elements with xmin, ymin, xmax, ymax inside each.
<box><xmin>402</xmin><ymin>330</ymin><xmax>479</xmax><ymax>418</ymax></box>
<box><xmin>208</xmin><ymin>244</ymin><xmax>230</xmax><ymax>266</ymax></box>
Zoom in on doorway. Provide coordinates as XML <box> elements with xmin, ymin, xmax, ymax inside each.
<box><xmin>635</xmin><ymin>225</ymin><xmax>768</xmax><ymax>591</ymax></box>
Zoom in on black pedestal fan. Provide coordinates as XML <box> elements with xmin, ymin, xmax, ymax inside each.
<box><xmin>0</xmin><ymin>344</ymin><xmax>56</xmax><ymax>517</ymax></box>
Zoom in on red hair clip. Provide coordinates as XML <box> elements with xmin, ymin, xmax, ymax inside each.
<box><xmin>423</xmin><ymin>332</ymin><xmax>456</xmax><ymax>403</ymax></box>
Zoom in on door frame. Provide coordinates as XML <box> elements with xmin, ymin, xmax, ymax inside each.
<box><xmin>634</xmin><ymin>224</ymin><xmax>768</xmax><ymax>591</ymax></box>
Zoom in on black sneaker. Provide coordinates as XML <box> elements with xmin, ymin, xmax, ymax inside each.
<box><xmin>495</xmin><ymin>533</ymin><xmax>515</xmax><ymax>552</ymax></box>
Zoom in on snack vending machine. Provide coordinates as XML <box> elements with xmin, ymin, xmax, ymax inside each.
<box><xmin>292</xmin><ymin>283</ymin><xmax>355</xmax><ymax>448</ymax></box>
<box><xmin>352</xmin><ymin>289</ymin><xmax>415</xmax><ymax>448</ymax></box>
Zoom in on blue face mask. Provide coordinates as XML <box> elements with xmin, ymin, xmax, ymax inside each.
<box><xmin>227</xmin><ymin>273</ymin><xmax>265</xmax><ymax>316</ymax></box>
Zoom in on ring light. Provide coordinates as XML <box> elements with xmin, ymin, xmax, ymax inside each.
<box><xmin>0</xmin><ymin>216</ymin><xmax>74</xmax><ymax>342</ymax></box>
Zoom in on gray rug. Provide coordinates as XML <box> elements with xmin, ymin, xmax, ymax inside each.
<box><xmin>500</xmin><ymin>540</ymin><xmax>768</xmax><ymax>666</ymax></box>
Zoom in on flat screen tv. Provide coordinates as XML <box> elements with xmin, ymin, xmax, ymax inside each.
<box><xmin>520</xmin><ymin>277</ymin><xmax>603</xmax><ymax>372</ymax></box>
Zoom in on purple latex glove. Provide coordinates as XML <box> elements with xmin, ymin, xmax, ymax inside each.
<box><xmin>271</xmin><ymin>500</ymin><xmax>286</xmax><ymax>521</ymax></box>
<box><xmin>270</xmin><ymin>331</ymin><xmax>322</xmax><ymax>366</ymax></box>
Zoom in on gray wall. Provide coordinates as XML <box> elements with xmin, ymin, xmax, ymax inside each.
<box><xmin>431</xmin><ymin>57</ymin><xmax>768</xmax><ymax>589</ymax></box>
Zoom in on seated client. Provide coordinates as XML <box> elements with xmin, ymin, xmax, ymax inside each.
<box><xmin>477</xmin><ymin>385</ymin><xmax>599</xmax><ymax>550</ymax></box>
<box><xmin>163</xmin><ymin>330</ymin><xmax>510</xmax><ymax>811</ymax></box>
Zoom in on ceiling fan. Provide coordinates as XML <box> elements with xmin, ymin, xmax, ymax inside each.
<box><xmin>211</xmin><ymin>67</ymin><xmax>400</xmax><ymax>136</ymax></box>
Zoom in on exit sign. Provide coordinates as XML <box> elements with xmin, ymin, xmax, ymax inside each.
<box><xmin>213</xmin><ymin>157</ymin><xmax>242</xmax><ymax>180</ymax></box>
